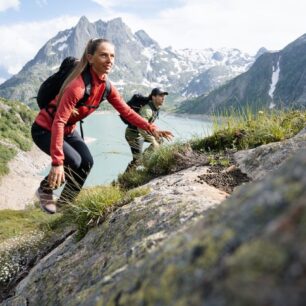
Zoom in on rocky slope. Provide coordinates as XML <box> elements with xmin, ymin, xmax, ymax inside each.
<box><xmin>2</xmin><ymin>129</ymin><xmax>306</xmax><ymax>306</ymax></box>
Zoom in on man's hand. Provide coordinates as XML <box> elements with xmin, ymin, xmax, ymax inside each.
<box><xmin>48</xmin><ymin>165</ymin><xmax>65</xmax><ymax>189</ymax></box>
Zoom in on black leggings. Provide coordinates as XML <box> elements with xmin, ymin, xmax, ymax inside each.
<box><xmin>31</xmin><ymin>122</ymin><xmax>94</xmax><ymax>205</ymax></box>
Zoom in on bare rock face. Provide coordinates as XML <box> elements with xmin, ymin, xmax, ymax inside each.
<box><xmin>3</xmin><ymin>137</ymin><xmax>306</xmax><ymax>306</ymax></box>
<box><xmin>234</xmin><ymin>127</ymin><xmax>306</xmax><ymax>180</ymax></box>
<box><xmin>2</xmin><ymin>166</ymin><xmax>227</xmax><ymax>306</ymax></box>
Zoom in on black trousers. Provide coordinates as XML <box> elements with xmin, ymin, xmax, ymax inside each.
<box><xmin>31</xmin><ymin>122</ymin><xmax>93</xmax><ymax>205</ymax></box>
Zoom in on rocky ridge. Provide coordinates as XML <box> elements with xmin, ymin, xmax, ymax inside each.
<box><xmin>0</xmin><ymin>16</ymin><xmax>254</xmax><ymax>105</ymax></box>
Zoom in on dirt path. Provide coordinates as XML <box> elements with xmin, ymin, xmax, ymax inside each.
<box><xmin>0</xmin><ymin>146</ymin><xmax>50</xmax><ymax>210</ymax></box>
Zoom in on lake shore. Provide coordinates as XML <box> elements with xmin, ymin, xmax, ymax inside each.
<box><xmin>0</xmin><ymin>145</ymin><xmax>50</xmax><ymax>210</ymax></box>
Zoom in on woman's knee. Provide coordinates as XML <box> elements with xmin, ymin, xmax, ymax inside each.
<box><xmin>81</xmin><ymin>154</ymin><xmax>94</xmax><ymax>172</ymax></box>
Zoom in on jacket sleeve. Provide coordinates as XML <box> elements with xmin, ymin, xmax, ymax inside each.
<box><xmin>107</xmin><ymin>84</ymin><xmax>157</xmax><ymax>133</ymax></box>
<box><xmin>50</xmin><ymin>82</ymin><xmax>85</xmax><ymax>166</ymax></box>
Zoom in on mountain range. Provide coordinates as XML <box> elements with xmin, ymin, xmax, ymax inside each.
<box><xmin>0</xmin><ymin>16</ymin><xmax>255</xmax><ymax>108</ymax></box>
<box><xmin>178</xmin><ymin>34</ymin><xmax>306</xmax><ymax>114</ymax></box>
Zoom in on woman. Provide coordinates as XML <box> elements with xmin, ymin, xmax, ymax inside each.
<box><xmin>32</xmin><ymin>38</ymin><xmax>173</xmax><ymax>214</ymax></box>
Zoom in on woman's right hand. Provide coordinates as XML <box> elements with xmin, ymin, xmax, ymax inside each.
<box><xmin>48</xmin><ymin>165</ymin><xmax>65</xmax><ymax>189</ymax></box>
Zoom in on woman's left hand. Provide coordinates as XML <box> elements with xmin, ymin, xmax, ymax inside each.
<box><xmin>153</xmin><ymin>130</ymin><xmax>174</xmax><ymax>141</ymax></box>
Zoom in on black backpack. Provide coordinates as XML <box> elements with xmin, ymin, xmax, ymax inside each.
<box><xmin>120</xmin><ymin>94</ymin><xmax>158</xmax><ymax>126</ymax></box>
<box><xmin>37</xmin><ymin>57</ymin><xmax>78</xmax><ymax>109</ymax></box>
<box><xmin>37</xmin><ymin>56</ymin><xmax>111</xmax><ymax>110</ymax></box>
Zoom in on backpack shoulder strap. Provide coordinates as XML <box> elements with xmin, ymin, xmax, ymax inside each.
<box><xmin>148</xmin><ymin>101</ymin><xmax>159</xmax><ymax>123</ymax></box>
<box><xmin>76</xmin><ymin>71</ymin><xmax>111</xmax><ymax>108</ymax></box>
<box><xmin>75</xmin><ymin>66</ymin><xmax>92</xmax><ymax>108</ymax></box>
<box><xmin>100</xmin><ymin>78</ymin><xmax>111</xmax><ymax>102</ymax></box>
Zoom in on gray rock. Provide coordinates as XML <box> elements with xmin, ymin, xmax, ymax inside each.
<box><xmin>234</xmin><ymin>128</ymin><xmax>306</xmax><ymax>180</ymax></box>
<box><xmin>3</xmin><ymin>166</ymin><xmax>227</xmax><ymax>306</ymax></box>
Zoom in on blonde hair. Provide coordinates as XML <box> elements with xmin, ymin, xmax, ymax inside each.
<box><xmin>56</xmin><ymin>38</ymin><xmax>112</xmax><ymax>107</ymax></box>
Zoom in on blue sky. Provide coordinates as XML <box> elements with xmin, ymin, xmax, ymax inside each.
<box><xmin>0</xmin><ymin>0</ymin><xmax>305</xmax><ymax>83</ymax></box>
<box><xmin>0</xmin><ymin>0</ymin><xmax>184</xmax><ymax>24</ymax></box>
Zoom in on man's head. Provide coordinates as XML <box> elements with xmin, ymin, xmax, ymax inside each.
<box><xmin>149</xmin><ymin>88</ymin><xmax>168</xmax><ymax>108</ymax></box>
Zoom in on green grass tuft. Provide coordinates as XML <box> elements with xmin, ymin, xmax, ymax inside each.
<box><xmin>62</xmin><ymin>185</ymin><xmax>150</xmax><ymax>239</ymax></box>
<box><xmin>116</xmin><ymin>142</ymin><xmax>190</xmax><ymax>189</ymax></box>
<box><xmin>190</xmin><ymin>109</ymin><xmax>306</xmax><ymax>152</ymax></box>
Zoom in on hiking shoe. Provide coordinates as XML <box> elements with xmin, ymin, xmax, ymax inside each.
<box><xmin>36</xmin><ymin>187</ymin><xmax>57</xmax><ymax>214</ymax></box>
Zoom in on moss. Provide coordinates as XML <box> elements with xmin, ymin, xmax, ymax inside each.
<box><xmin>218</xmin><ymin>239</ymin><xmax>289</xmax><ymax>306</ymax></box>
<box><xmin>193</xmin><ymin>228</ymin><xmax>235</xmax><ymax>269</ymax></box>
<box><xmin>283</xmin><ymin>182</ymin><xmax>305</xmax><ymax>201</ymax></box>
<box><xmin>299</xmin><ymin>209</ymin><xmax>306</xmax><ymax>236</ymax></box>
<box><xmin>226</xmin><ymin>239</ymin><xmax>288</xmax><ymax>284</ymax></box>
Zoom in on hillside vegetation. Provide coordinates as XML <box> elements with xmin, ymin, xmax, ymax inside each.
<box><xmin>0</xmin><ymin>97</ymin><xmax>35</xmax><ymax>177</ymax></box>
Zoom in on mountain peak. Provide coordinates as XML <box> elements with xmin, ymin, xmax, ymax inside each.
<box><xmin>108</xmin><ymin>17</ymin><xmax>124</xmax><ymax>26</ymax></box>
<box><xmin>135</xmin><ymin>30</ymin><xmax>159</xmax><ymax>48</ymax></box>
<box><xmin>255</xmin><ymin>47</ymin><xmax>268</xmax><ymax>59</ymax></box>
<box><xmin>77</xmin><ymin>16</ymin><xmax>90</xmax><ymax>26</ymax></box>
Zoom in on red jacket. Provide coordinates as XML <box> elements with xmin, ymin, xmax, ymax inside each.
<box><xmin>35</xmin><ymin>67</ymin><xmax>156</xmax><ymax>166</ymax></box>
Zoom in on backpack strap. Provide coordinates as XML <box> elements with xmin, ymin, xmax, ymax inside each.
<box><xmin>76</xmin><ymin>72</ymin><xmax>111</xmax><ymax>140</ymax></box>
<box><xmin>102</xmin><ymin>78</ymin><xmax>111</xmax><ymax>102</ymax></box>
<box><xmin>75</xmin><ymin>66</ymin><xmax>92</xmax><ymax>108</ymax></box>
<box><xmin>76</xmin><ymin>69</ymin><xmax>111</xmax><ymax>109</ymax></box>
<box><xmin>148</xmin><ymin>101</ymin><xmax>159</xmax><ymax>123</ymax></box>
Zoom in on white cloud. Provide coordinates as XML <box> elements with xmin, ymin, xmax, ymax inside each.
<box><xmin>91</xmin><ymin>0</ymin><xmax>138</xmax><ymax>9</ymax></box>
<box><xmin>89</xmin><ymin>0</ymin><xmax>306</xmax><ymax>54</ymax></box>
<box><xmin>0</xmin><ymin>0</ymin><xmax>20</xmax><ymax>12</ymax></box>
<box><xmin>35</xmin><ymin>0</ymin><xmax>48</xmax><ymax>7</ymax></box>
<box><xmin>0</xmin><ymin>78</ymin><xmax>6</xmax><ymax>85</ymax></box>
<box><xmin>0</xmin><ymin>15</ymin><xmax>78</xmax><ymax>75</ymax></box>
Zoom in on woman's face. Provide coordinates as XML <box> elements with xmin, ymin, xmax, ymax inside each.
<box><xmin>87</xmin><ymin>42</ymin><xmax>115</xmax><ymax>75</ymax></box>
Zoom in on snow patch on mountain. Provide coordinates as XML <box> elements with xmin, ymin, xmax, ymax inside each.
<box><xmin>58</xmin><ymin>43</ymin><xmax>68</xmax><ymax>51</ymax></box>
<box><xmin>268</xmin><ymin>58</ymin><xmax>280</xmax><ymax>104</ymax></box>
<box><xmin>51</xmin><ymin>32</ymin><xmax>71</xmax><ymax>47</ymax></box>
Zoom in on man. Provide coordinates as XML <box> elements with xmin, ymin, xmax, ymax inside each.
<box><xmin>125</xmin><ymin>88</ymin><xmax>169</xmax><ymax>172</ymax></box>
